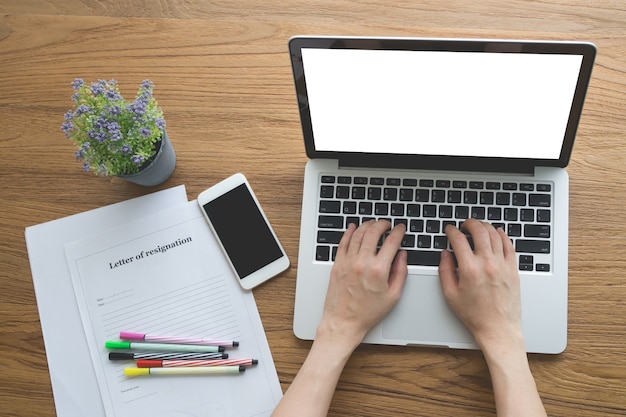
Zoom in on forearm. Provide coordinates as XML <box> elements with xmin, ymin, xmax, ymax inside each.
<box><xmin>271</xmin><ymin>331</ymin><xmax>358</xmax><ymax>417</ymax></box>
<box><xmin>481</xmin><ymin>335</ymin><xmax>547</xmax><ymax>417</ymax></box>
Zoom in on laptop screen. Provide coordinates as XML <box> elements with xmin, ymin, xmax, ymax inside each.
<box><xmin>290</xmin><ymin>37</ymin><xmax>596</xmax><ymax>171</ymax></box>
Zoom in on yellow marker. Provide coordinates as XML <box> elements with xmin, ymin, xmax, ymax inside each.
<box><xmin>124</xmin><ymin>365</ymin><xmax>245</xmax><ymax>377</ymax></box>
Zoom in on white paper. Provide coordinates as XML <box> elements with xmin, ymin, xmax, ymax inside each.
<box><xmin>65</xmin><ymin>201</ymin><xmax>282</xmax><ymax>417</ymax></box>
<box><xmin>25</xmin><ymin>185</ymin><xmax>188</xmax><ymax>417</ymax></box>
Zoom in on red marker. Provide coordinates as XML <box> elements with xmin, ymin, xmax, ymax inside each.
<box><xmin>136</xmin><ymin>358</ymin><xmax>258</xmax><ymax>368</ymax></box>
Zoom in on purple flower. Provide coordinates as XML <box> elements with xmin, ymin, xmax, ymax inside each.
<box><xmin>121</xmin><ymin>144</ymin><xmax>132</xmax><ymax>155</ymax></box>
<box><xmin>90</xmin><ymin>82</ymin><xmax>106</xmax><ymax>96</ymax></box>
<box><xmin>74</xmin><ymin>104</ymin><xmax>92</xmax><ymax>117</ymax></box>
<box><xmin>74</xmin><ymin>149</ymin><xmax>84</xmax><ymax>160</ymax></box>
<box><xmin>140</xmin><ymin>80</ymin><xmax>154</xmax><ymax>90</ymax></box>
<box><xmin>61</xmin><ymin>121</ymin><xmax>73</xmax><ymax>134</ymax></box>
<box><xmin>108</xmin><ymin>105</ymin><xmax>122</xmax><ymax>117</ymax></box>
<box><xmin>71</xmin><ymin>78</ymin><xmax>84</xmax><ymax>90</ymax></box>
<box><xmin>155</xmin><ymin>118</ymin><xmax>166</xmax><ymax>129</ymax></box>
<box><xmin>82</xmin><ymin>162</ymin><xmax>90</xmax><ymax>172</ymax></box>
<box><xmin>139</xmin><ymin>127</ymin><xmax>152</xmax><ymax>138</ymax></box>
<box><xmin>131</xmin><ymin>155</ymin><xmax>145</xmax><ymax>165</ymax></box>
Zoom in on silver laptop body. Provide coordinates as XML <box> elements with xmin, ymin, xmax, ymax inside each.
<box><xmin>289</xmin><ymin>36</ymin><xmax>595</xmax><ymax>354</ymax></box>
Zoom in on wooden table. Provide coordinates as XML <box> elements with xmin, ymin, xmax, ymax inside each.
<box><xmin>1</xmin><ymin>1</ymin><xmax>624</xmax><ymax>416</ymax></box>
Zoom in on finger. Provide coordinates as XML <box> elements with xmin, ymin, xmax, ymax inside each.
<box><xmin>438</xmin><ymin>249</ymin><xmax>459</xmax><ymax>302</ymax></box>
<box><xmin>498</xmin><ymin>227</ymin><xmax>516</xmax><ymax>263</ymax></box>
<box><xmin>337</xmin><ymin>222</ymin><xmax>357</xmax><ymax>257</ymax></box>
<box><xmin>445</xmin><ymin>223</ymin><xmax>473</xmax><ymax>260</ymax></box>
<box><xmin>377</xmin><ymin>222</ymin><xmax>406</xmax><ymax>260</ymax></box>
<box><xmin>487</xmin><ymin>223</ymin><xmax>504</xmax><ymax>256</ymax></box>
<box><xmin>346</xmin><ymin>220</ymin><xmax>374</xmax><ymax>256</ymax></box>
<box><xmin>359</xmin><ymin>220</ymin><xmax>391</xmax><ymax>254</ymax></box>
<box><xmin>462</xmin><ymin>219</ymin><xmax>491</xmax><ymax>254</ymax></box>
<box><xmin>387</xmin><ymin>250</ymin><xmax>408</xmax><ymax>301</ymax></box>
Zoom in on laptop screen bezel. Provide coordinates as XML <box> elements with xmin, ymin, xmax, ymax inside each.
<box><xmin>289</xmin><ymin>36</ymin><xmax>596</xmax><ymax>172</ymax></box>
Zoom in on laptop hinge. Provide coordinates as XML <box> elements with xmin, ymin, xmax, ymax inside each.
<box><xmin>338</xmin><ymin>156</ymin><xmax>536</xmax><ymax>175</ymax></box>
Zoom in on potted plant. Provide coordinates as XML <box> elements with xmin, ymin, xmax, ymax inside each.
<box><xmin>61</xmin><ymin>78</ymin><xmax>176</xmax><ymax>186</ymax></box>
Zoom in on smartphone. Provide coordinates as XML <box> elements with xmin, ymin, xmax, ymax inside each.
<box><xmin>197</xmin><ymin>173</ymin><xmax>290</xmax><ymax>290</ymax></box>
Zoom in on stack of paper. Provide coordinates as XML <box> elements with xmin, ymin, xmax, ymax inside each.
<box><xmin>25</xmin><ymin>186</ymin><xmax>282</xmax><ymax>417</ymax></box>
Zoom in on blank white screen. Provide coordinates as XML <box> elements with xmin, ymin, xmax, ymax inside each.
<box><xmin>301</xmin><ymin>48</ymin><xmax>583</xmax><ymax>159</ymax></box>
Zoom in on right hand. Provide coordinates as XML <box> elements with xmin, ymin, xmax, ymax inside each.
<box><xmin>438</xmin><ymin>219</ymin><xmax>523</xmax><ymax>351</ymax></box>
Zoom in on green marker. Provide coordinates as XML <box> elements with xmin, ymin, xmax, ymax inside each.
<box><xmin>105</xmin><ymin>340</ymin><xmax>225</xmax><ymax>353</ymax></box>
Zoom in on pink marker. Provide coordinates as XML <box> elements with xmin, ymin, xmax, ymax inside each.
<box><xmin>120</xmin><ymin>332</ymin><xmax>239</xmax><ymax>347</ymax></box>
<box><xmin>136</xmin><ymin>358</ymin><xmax>258</xmax><ymax>368</ymax></box>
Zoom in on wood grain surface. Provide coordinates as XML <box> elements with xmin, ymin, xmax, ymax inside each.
<box><xmin>0</xmin><ymin>1</ymin><xmax>624</xmax><ymax>416</ymax></box>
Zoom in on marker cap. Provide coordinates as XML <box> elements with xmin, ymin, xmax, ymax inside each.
<box><xmin>120</xmin><ymin>332</ymin><xmax>144</xmax><ymax>341</ymax></box>
<box><xmin>124</xmin><ymin>368</ymin><xmax>150</xmax><ymax>377</ymax></box>
<box><xmin>105</xmin><ymin>341</ymin><xmax>131</xmax><ymax>350</ymax></box>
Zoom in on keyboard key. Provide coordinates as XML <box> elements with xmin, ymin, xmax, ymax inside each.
<box><xmin>432</xmin><ymin>189</ymin><xmax>446</xmax><ymax>202</ymax></box>
<box><xmin>471</xmin><ymin>207</ymin><xmax>486</xmax><ymax>219</ymax></box>
<box><xmin>319</xmin><ymin>200</ymin><xmax>341</xmax><ymax>213</ymax></box>
<box><xmin>419</xmin><ymin>179</ymin><xmax>434</xmax><ymax>187</ymax></box>
<box><xmin>321</xmin><ymin>175</ymin><xmax>335</xmax><ymax>183</ymax></box>
<box><xmin>436</xmin><ymin>180</ymin><xmax>451</xmax><ymax>188</ymax></box>
<box><xmin>410</xmin><ymin>219</ymin><xmax>424</xmax><ymax>232</ymax></box>
<box><xmin>480</xmin><ymin>191</ymin><xmax>494</xmax><ymax>205</ymax></box>
<box><xmin>455</xmin><ymin>206</ymin><xmax>469</xmax><ymax>219</ymax></box>
<box><xmin>359</xmin><ymin>202</ymin><xmax>373</xmax><ymax>215</ymax></box>
<box><xmin>488</xmin><ymin>207</ymin><xmax>502</xmax><ymax>220</ymax></box>
<box><xmin>391</xmin><ymin>203</ymin><xmax>405</xmax><ymax>216</ymax></box>
<box><xmin>401</xmin><ymin>234</ymin><xmax>415</xmax><ymax>248</ymax></box>
<box><xmin>403</xmin><ymin>178</ymin><xmax>418</xmax><ymax>186</ymax></box>
<box><xmin>504</xmin><ymin>208</ymin><xmax>518</xmax><ymax>221</ymax></box>
<box><xmin>464</xmin><ymin>191</ymin><xmax>478</xmax><ymax>204</ymax></box>
<box><xmin>426</xmin><ymin>220</ymin><xmax>441</xmax><ymax>233</ymax></box>
<box><xmin>399</xmin><ymin>188</ymin><xmax>414</xmax><ymax>201</ymax></box>
<box><xmin>384</xmin><ymin>188</ymin><xmax>398</xmax><ymax>201</ymax></box>
<box><xmin>375</xmin><ymin>203</ymin><xmax>389</xmax><ymax>215</ymax></box>
<box><xmin>336</xmin><ymin>186</ymin><xmax>350</xmax><ymax>199</ymax></box>
<box><xmin>503</xmin><ymin>182</ymin><xmax>517</xmax><ymax>190</ymax></box>
<box><xmin>508</xmin><ymin>223</ymin><xmax>522</xmax><ymax>237</ymax></box>
<box><xmin>346</xmin><ymin>217</ymin><xmax>360</xmax><ymax>227</ymax></box>
<box><xmin>434</xmin><ymin>236</ymin><xmax>448</xmax><ymax>249</ymax></box>
<box><xmin>524</xmin><ymin>224</ymin><xmax>551</xmax><ymax>238</ymax></box>
<box><xmin>368</xmin><ymin>187</ymin><xmax>382</xmax><ymax>200</ymax></box>
<box><xmin>520</xmin><ymin>209</ymin><xmax>534</xmax><ymax>222</ymax></box>
<box><xmin>320</xmin><ymin>185</ymin><xmax>334</xmax><ymax>198</ymax></box>
<box><xmin>318</xmin><ymin>215</ymin><xmax>343</xmax><ymax>229</ymax></box>
<box><xmin>469</xmin><ymin>181</ymin><xmax>484</xmax><ymax>189</ymax></box>
<box><xmin>316</xmin><ymin>246</ymin><xmax>330</xmax><ymax>261</ymax></box>
<box><xmin>423</xmin><ymin>205</ymin><xmax>437</xmax><ymax>217</ymax></box>
<box><xmin>338</xmin><ymin>176</ymin><xmax>352</xmax><ymax>184</ymax></box>
<box><xmin>342</xmin><ymin>201</ymin><xmax>357</xmax><ymax>214</ymax></box>
<box><xmin>447</xmin><ymin>190</ymin><xmax>462</xmax><ymax>203</ymax></box>
<box><xmin>317</xmin><ymin>230</ymin><xmax>343</xmax><ymax>244</ymax></box>
<box><xmin>537</xmin><ymin>209</ymin><xmax>551</xmax><ymax>222</ymax></box>
<box><xmin>406</xmin><ymin>250</ymin><xmax>441</xmax><ymax>266</ymax></box>
<box><xmin>537</xmin><ymin>184</ymin><xmax>551</xmax><ymax>192</ymax></box>
<box><xmin>387</xmin><ymin>178</ymin><xmax>401</xmax><ymax>186</ymax></box>
<box><xmin>415</xmin><ymin>189</ymin><xmax>430</xmax><ymax>202</ymax></box>
<box><xmin>370</xmin><ymin>177</ymin><xmax>384</xmax><ymax>185</ymax></box>
<box><xmin>407</xmin><ymin>204</ymin><xmax>420</xmax><ymax>217</ymax></box>
<box><xmin>417</xmin><ymin>235</ymin><xmax>432</xmax><ymax>248</ymax></box>
<box><xmin>520</xmin><ymin>183</ymin><xmax>534</xmax><ymax>191</ymax></box>
<box><xmin>486</xmin><ymin>182</ymin><xmax>501</xmax><ymax>190</ymax></box>
<box><xmin>439</xmin><ymin>205</ymin><xmax>453</xmax><ymax>218</ymax></box>
<box><xmin>352</xmin><ymin>186</ymin><xmax>366</xmax><ymax>199</ymax></box>
<box><xmin>453</xmin><ymin>180</ymin><xmax>467</xmax><ymax>188</ymax></box>
<box><xmin>512</xmin><ymin>193</ymin><xmax>527</xmax><ymax>206</ymax></box>
<box><xmin>536</xmin><ymin>263</ymin><xmax>550</xmax><ymax>272</ymax></box>
<box><xmin>529</xmin><ymin>194</ymin><xmax>551</xmax><ymax>207</ymax></box>
<box><xmin>496</xmin><ymin>192</ymin><xmax>511</xmax><ymax>205</ymax></box>
<box><xmin>516</xmin><ymin>239</ymin><xmax>550</xmax><ymax>254</ymax></box>
<box><xmin>354</xmin><ymin>176</ymin><xmax>368</xmax><ymax>184</ymax></box>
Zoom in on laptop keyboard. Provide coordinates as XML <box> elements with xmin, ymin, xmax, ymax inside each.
<box><xmin>315</xmin><ymin>174</ymin><xmax>553</xmax><ymax>272</ymax></box>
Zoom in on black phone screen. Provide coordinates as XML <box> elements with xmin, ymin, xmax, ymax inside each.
<box><xmin>202</xmin><ymin>184</ymin><xmax>283</xmax><ymax>279</ymax></box>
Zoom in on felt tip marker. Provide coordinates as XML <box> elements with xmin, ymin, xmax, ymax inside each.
<box><xmin>124</xmin><ymin>365</ymin><xmax>245</xmax><ymax>377</ymax></box>
<box><xmin>109</xmin><ymin>352</ymin><xmax>228</xmax><ymax>361</ymax></box>
<box><xmin>105</xmin><ymin>341</ymin><xmax>224</xmax><ymax>353</ymax></box>
<box><xmin>120</xmin><ymin>332</ymin><xmax>239</xmax><ymax>347</ymax></box>
<box><xmin>136</xmin><ymin>358</ymin><xmax>258</xmax><ymax>368</ymax></box>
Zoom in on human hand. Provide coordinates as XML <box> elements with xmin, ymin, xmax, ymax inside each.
<box><xmin>438</xmin><ymin>219</ymin><xmax>523</xmax><ymax>353</ymax></box>
<box><xmin>317</xmin><ymin>220</ymin><xmax>408</xmax><ymax>351</ymax></box>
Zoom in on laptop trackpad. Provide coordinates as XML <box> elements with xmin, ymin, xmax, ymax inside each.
<box><xmin>382</xmin><ymin>274</ymin><xmax>474</xmax><ymax>346</ymax></box>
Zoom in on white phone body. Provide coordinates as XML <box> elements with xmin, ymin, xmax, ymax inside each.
<box><xmin>197</xmin><ymin>173</ymin><xmax>290</xmax><ymax>290</ymax></box>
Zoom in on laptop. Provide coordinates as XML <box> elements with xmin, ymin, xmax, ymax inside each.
<box><xmin>289</xmin><ymin>36</ymin><xmax>595</xmax><ymax>354</ymax></box>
